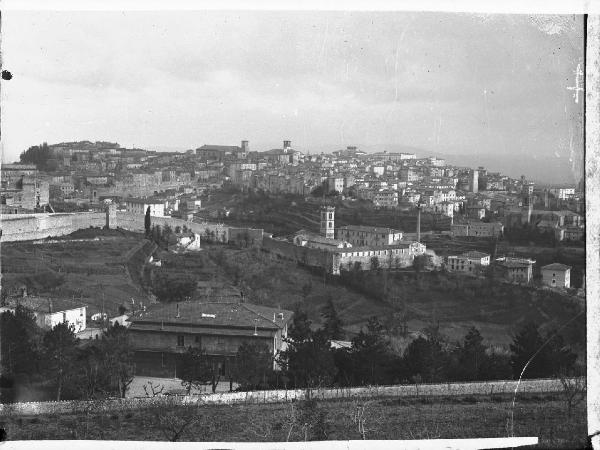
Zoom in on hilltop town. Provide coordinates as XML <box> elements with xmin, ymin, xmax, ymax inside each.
<box><xmin>0</xmin><ymin>138</ymin><xmax>586</xmax><ymax>445</ymax></box>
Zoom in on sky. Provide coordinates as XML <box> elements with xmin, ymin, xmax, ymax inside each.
<box><xmin>0</xmin><ymin>11</ymin><xmax>584</xmax><ymax>183</ymax></box>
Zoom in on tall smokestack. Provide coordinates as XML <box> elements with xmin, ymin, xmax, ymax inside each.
<box><xmin>416</xmin><ymin>204</ymin><xmax>421</xmax><ymax>243</ymax></box>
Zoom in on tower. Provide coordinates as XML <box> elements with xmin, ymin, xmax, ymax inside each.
<box><xmin>471</xmin><ymin>170</ymin><xmax>479</xmax><ymax>193</ymax></box>
<box><xmin>105</xmin><ymin>203</ymin><xmax>116</xmax><ymax>229</ymax></box>
<box><xmin>416</xmin><ymin>203</ymin><xmax>422</xmax><ymax>243</ymax></box>
<box><xmin>241</xmin><ymin>140</ymin><xmax>249</xmax><ymax>153</ymax></box>
<box><xmin>283</xmin><ymin>140</ymin><xmax>291</xmax><ymax>150</ymax></box>
<box><xmin>320</xmin><ymin>206</ymin><xmax>335</xmax><ymax>239</ymax></box>
<box><xmin>522</xmin><ymin>195</ymin><xmax>533</xmax><ymax>224</ymax></box>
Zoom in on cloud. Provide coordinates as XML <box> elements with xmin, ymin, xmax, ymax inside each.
<box><xmin>1</xmin><ymin>10</ymin><xmax>584</xmax><ymax>184</ymax></box>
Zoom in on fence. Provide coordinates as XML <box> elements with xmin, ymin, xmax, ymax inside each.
<box><xmin>0</xmin><ymin>377</ymin><xmax>578</xmax><ymax>416</ymax></box>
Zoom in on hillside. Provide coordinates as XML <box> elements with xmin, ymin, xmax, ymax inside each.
<box><xmin>0</xmin><ymin>228</ymin><xmax>151</xmax><ymax>317</ymax></box>
<box><xmin>199</xmin><ymin>244</ymin><xmax>585</xmax><ymax>349</ymax></box>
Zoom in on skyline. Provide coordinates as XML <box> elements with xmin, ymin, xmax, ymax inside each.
<box><xmin>1</xmin><ymin>11</ymin><xmax>584</xmax><ymax>184</ymax></box>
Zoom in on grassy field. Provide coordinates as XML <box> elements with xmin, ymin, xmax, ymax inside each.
<box><xmin>1</xmin><ymin>228</ymin><xmax>149</xmax><ymax>317</ymax></box>
<box><xmin>0</xmin><ymin>393</ymin><xmax>587</xmax><ymax>447</ymax></box>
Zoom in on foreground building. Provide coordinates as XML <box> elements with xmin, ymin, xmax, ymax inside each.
<box><xmin>128</xmin><ymin>302</ymin><xmax>293</xmax><ymax>378</ymax></box>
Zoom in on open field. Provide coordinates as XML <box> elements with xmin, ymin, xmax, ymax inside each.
<box><xmin>0</xmin><ymin>228</ymin><xmax>150</xmax><ymax>317</ymax></box>
<box><xmin>0</xmin><ymin>393</ymin><xmax>586</xmax><ymax>447</ymax></box>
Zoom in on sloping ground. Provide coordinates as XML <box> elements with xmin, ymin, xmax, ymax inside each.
<box><xmin>1</xmin><ymin>230</ymin><xmax>151</xmax><ymax>317</ymax></box>
<box><xmin>204</xmin><ymin>245</ymin><xmax>585</xmax><ymax>348</ymax></box>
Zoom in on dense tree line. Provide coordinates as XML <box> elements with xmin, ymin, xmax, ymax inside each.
<box><xmin>1</xmin><ymin>306</ymin><xmax>134</xmax><ymax>402</ymax></box>
<box><xmin>19</xmin><ymin>142</ymin><xmax>54</xmax><ymax>171</ymax></box>
<box><xmin>273</xmin><ymin>301</ymin><xmax>581</xmax><ymax>390</ymax></box>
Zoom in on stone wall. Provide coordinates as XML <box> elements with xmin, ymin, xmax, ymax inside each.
<box><xmin>0</xmin><ymin>377</ymin><xmax>577</xmax><ymax>416</ymax></box>
<box><xmin>262</xmin><ymin>236</ymin><xmax>334</xmax><ymax>273</ymax></box>
<box><xmin>0</xmin><ymin>212</ymin><xmax>106</xmax><ymax>242</ymax></box>
<box><xmin>0</xmin><ymin>211</ymin><xmax>230</xmax><ymax>244</ymax></box>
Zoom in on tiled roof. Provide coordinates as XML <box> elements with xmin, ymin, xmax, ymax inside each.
<box><xmin>337</xmin><ymin>225</ymin><xmax>402</xmax><ymax>234</ymax></box>
<box><xmin>541</xmin><ymin>263</ymin><xmax>571</xmax><ymax>271</ymax></box>
<box><xmin>197</xmin><ymin>145</ymin><xmax>241</xmax><ymax>152</ymax></box>
<box><xmin>129</xmin><ymin>302</ymin><xmax>292</xmax><ymax>331</ymax></box>
<box><xmin>500</xmin><ymin>261</ymin><xmax>532</xmax><ymax>268</ymax></box>
<box><xmin>462</xmin><ymin>251</ymin><xmax>490</xmax><ymax>259</ymax></box>
<box><xmin>4</xmin><ymin>296</ymin><xmax>86</xmax><ymax>314</ymax></box>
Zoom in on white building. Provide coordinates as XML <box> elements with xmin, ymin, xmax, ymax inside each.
<box><xmin>373</xmin><ymin>189</ymin><xmax>399</xmax><ymax>208</ymax></box>
<box><xmin>451</xmin><ymin>220</ymin><xmax>504</xmax><ymax>238</ymax></box>
<box><xmin>447</xmin><ymin>251</ymin><xmax>490</xmax><ymax>274</ymax></box>
<box><xmin>294</xmin><ymin>230</ymin><xmax>352</xmax><ymax>250</ymax></box>
<box><xmin>540</xmin><ymin>263</ymin><xmax>571</xmax><ymax>289</ymax></box>
<box><xmin>0</xmin><ymin>296</ymin><xmax>87</xmax><ymax>333</ymax></box>
<box><xmin>124</xmin><ymin>197</ymin><xmax>166</xmax><ymax>216</ymax></box>
<box><xmin>549</xmin><ymin>187</ymin><xmax>576</xmax><ymax>200</ymax></box>
<box><xmin>336</xmin><ymin>225</ymin><xmax>403</xmax><ymax>247</ymax></box>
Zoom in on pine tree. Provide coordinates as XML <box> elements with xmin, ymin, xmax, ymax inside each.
<box><xmin>144</xmin><ymin>206</ymin><xmax>151</xmax><ymax>237</ymax></box>
<box><xmin>43</xmin><ymin>322</ymin><xmax>78</xmax><ymax>400</ymax></box>
<box><xmin>320</xmin><ymin>297</ymin><xmax>344</xmax><ymax>340</ymax></box>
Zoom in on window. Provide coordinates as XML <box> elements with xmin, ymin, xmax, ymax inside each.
<box><xmin>195</xmin><ymin>336</ymin><xmax>201</xmax><ymax>345</ymax></box>
<box><xmin>177</xmin><ymin>335</ymin><xmax>185</xmax><ymax>347</ymax></box>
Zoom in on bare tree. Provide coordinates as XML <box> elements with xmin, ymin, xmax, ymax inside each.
<box><xmin>143</xmin><ymin>380</ymin><xmax>165</xmax><ymax>397</ymax></box>
<box><xmin>155</xmin><ymin>404</ymin><xmax>214</xmax><ymax>442</ymax></box>
<box><xmin>349</xmin><ymin>400</ymin><xmax>381</xmax><ymax>440</ymax></box>
<box><xmin>559</xmin><ymin>374</ymin><xmax>586</xmax><ymax>419</ymax></box>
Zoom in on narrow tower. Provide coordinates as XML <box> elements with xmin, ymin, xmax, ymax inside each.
<box><xmin>320</xmin><ymin>206</ymin><xmax>335</xmax><ymax>240</ymax></box>
<box><xmin>416</xmin><ymin>202</ymin><xmax>422</xmax><ymax>243</ymax></box>
<box><xmin>471</xmin><ymin>170</ymin><xmax>479</xmax><ymax>193</ymax></box>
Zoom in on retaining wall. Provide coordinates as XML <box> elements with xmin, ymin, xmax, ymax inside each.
<box><xmin>0</xmin><ymin>378</ymin><xmax>577</xmax><ymax>416</ymax></box>
<box><xmin>0</xmin><ymin>212</ymin><xmax>230</xmax><ymax>244</ymax></box>
<box><xmin>262</xmin><ymin>236</ymin><xmax>334</xmax><ymax>272</ymax></box>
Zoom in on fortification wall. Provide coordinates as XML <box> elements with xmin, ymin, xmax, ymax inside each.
<box><xmin>0</xmin><ymin>212</ymin><xmax>106</xmax><ymax>243</ymax></box>
<box><xmin>2</xmin><ymin>211</ymin><xmax>267</xmax><ymax>247</ymax></box>
<box><xmin>262</xmin><ymin>237</ymin><xmax>333</xmax><ymax>272</ymax></box>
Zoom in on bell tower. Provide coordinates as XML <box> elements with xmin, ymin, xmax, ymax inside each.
<box><xmin>320</xmin><ymin>206</ymin><xmax>335</xmax><ymax>239</ymax></box>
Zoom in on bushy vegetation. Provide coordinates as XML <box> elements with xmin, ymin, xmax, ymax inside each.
<box><xmin>1</xmin><ymin>307</ymin><xmax>134</xmax><ymax>402</ymax></box>
<box><xmin>276</xmin><ymin>303</ymin><xmax>581</xmax><ymax>389</ymax></box>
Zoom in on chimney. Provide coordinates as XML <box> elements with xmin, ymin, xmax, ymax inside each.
<box><xmin>416</xmin><ymin>203</ymin><xmax>421</xmax><ymax>243</ymax></box>
<box><xmin>176</xmin><ymin>303</ymin><xmax>180</xmax><ymax>318</ymax></box>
